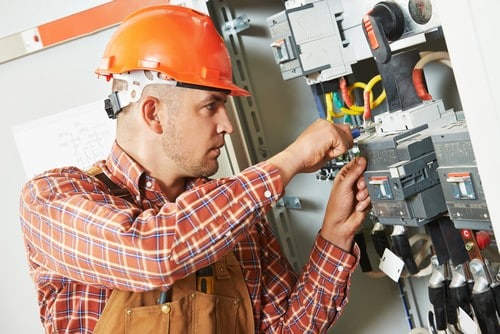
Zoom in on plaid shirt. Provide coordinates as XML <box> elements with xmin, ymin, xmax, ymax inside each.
<box><xmin>20</xmin><ymin>141</ymin><xmax>359</xmax><ymax>334</ymax></box>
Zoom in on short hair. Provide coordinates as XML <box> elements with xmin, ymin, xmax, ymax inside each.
<box><xmin>112</xmin><ymin>78</ymin><xmax>128</xmax><ymax>92</ymax></box>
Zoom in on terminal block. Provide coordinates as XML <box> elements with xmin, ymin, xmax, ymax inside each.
<box><xmin>358</xmin><ymin>125</ymin><xmax>446</xmax><ymax>226</ymax></box>
<box><xmin>431</xmin><ymin>121</ymin><xmax>492</xmax><ymax>230</ymax></box>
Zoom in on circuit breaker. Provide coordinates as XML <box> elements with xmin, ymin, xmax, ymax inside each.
<box><xmin>431</xmin><ymin>121</ymin><xmax>492</xmax><ymax>231</ymax></box>
<box><xmin>266</xmin><ymin>0</ymin><xmax>356</xmax><ymax>84</ymax></box>
<box><xmin>357</xmin><ymin>125</ymin><xmax>447</xmax><ymax>226</ymax></box>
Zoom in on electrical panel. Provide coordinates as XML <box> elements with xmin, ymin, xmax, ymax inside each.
<box><xmin>267</xmin><ymin>0</ymin><xmax>493</xmax><ymax>232</ymax></box>
<box><xmin>265</xmin><ymin>1</ymin><xmax>499</xmax><ymax>332</ymax></box>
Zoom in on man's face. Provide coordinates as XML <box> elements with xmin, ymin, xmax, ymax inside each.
<box><xmin>160</xmin><ymin>87</ymin><xmax>233</xmax><ymax>178</ymax></box>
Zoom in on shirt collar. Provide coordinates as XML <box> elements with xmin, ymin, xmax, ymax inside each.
<box><xmin>104</xmin><ymin>141</ymin><xmax>147</xmax><ymax>194</ymax></box>
<box><xmin>103</xmin><ymin>141</ymin><xmax>209</xmax><ymax>199</ymax></box>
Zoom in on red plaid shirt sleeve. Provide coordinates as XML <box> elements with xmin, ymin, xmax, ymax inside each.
<box><xmin>20</xmin><ymin>162</ymin><xmax>283</xmax><ymax>291</ymax></box>
<box><xmin>19</xmin><ymin>143</ymin><xmax>358</xmax><ymax>333</ymax></box>
<box><xmin>254</xmin><ymin>225</ymin><xmax>359</xmax><ymax>333</ymax></box>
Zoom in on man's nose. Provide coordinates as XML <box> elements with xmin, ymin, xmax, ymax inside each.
<box><xmin>217</xmin><ymin>108</ymin><xmax>234</xmax><ymax>135</ymax></box>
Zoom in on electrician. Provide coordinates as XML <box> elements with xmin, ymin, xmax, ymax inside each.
<box><xmin>19</xmin><ymin>5</ymin><xmax>370</xmax><ymax>333</ymax></box>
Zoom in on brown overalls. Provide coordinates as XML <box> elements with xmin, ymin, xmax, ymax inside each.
<box><xmin>93</xmin><ymin>251</ymin><xmax>255</xmax><ymax>334</ymax></box>
<box><xmin>88</xmin><ymin>167</ymin><xmax>255</xmax><ymax>333</ymax></box>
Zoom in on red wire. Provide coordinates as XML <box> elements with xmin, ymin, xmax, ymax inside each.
<box><xmin>363</xmin><ymin>89</ymin><xmax>372</xmax><ymax>120</ymax></box>
<box><xmin>339</xmin><ymin>77</ymin><xmax>353</xmax><ymax>108</ymax></box>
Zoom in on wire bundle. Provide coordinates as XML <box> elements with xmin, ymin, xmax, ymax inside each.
<box><xmin>326</xmin><ymin>75</ymin><xmax>386</xmax><ymax>121</ymax></box>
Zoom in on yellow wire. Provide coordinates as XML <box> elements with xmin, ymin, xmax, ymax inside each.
<box><xmin>344</xmin><ymin>82</ymin><xmax>370</xmax><ymax>113</ymax></box>
<box><xmin>366</xmin><ymin>74</ymin><xmax>386</xmax><ymax>108</ymax></box>
<box><xmin>340</xmin><ymin>106</ymin><xmax>363</xmax><ymax>116</ymax></box>
<box><xmin>325</xmin><ymin>92</ymin><xmax>334</xmax><ymax>121</ymax></box>
<box><xmin>325</xmin><ymin>92</ymin><xmax>346</xmax><ymax>119</ymax></box>
<box><xmin>341</xmin><ymin>75</ymin><xmax>386</xmax><ymax>114</ymax></box>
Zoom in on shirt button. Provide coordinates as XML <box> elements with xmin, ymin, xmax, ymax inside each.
<box><xmin>135</xmin><ymin>195</ymin><xmax>141</xmax><ymax>202</ymax></box>
<box><xmin>146</xmin><ymin>181</ymin><xmax>152</xmax><ymax>188</ymax></box>
<box><xmin>338</xmin><ymin>265</ymin><xmax>344</xmax><ymax>272</ymax></box>
<box><xmin>336</xmin><ymin>306</ymin><xmax>342</xmax><ymax>312</ymax></box>
<box><xmin>264</xmin><ymin>190</ymin><xmax>272</xmax><ymax>198</ymax></box>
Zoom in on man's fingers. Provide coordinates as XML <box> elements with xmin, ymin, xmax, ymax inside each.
<box><xmin>357</xmin><ymin>173</ymin><xmax>367</xmax><ymax>189</ymax></box>
<box><xmin>356</xmin><ymin>187</ymin><xmax>369</xmax><ymax>202</ymax></box>
<box><xmin>336</xmin><ymin>157</ymin><xmax>367</xmax><ymax>187</ymax></box>
<box><xmin>355</xmin><ymin>197</ymin><xmax>371</xmax><ymax>212</ymax></box>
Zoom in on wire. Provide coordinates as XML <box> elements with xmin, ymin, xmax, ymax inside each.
<box><xmin>339</xmin><ymin>77</ymin><xmax>353</xmax><ymax>107</ymax></box>
<box><xmin>338</xmin><ymin>75</ymin><xmax>386</xmax><ymax>118</ymax></box>
<box><xmin>325</xmin><ymin>92</ymin><xmax>336</xmax><ymax>121</ymax></box>
<box><xmin>312</xmin><ymin>85</ymin><xmax>327</xmax><ymax>119</ymax></box>
<box><xmin>412</xmin><ymin>51</ymin><xmax>452</xmax><ymax>101</ymax></box>
<box><xmin>362</xmin><ymin>232</ymin><xmax>433</xmax><ymax>279</ymax></box>
<box><xmin>363</xmin><ymin>88</ymin><xmax>372</xmax><ymax>120</ymax></box>
<box><xmin>365</xmin><ymin>74</ymin><xmax>386</xmax><ymax>109</ymax></box>
<box><xmin>407</xmin><ymin>233</ymin><xmax>433</xmax><ymax>278</ymax></box>
<box><xmin>341</xmin><ymin>81</ymin><xmax>371</xmax><ymax>114</ymax></box>
<box><xmin>334</xmin><ymin>91</ymin><xmax>353</xmax><ymax>124</ymax></box>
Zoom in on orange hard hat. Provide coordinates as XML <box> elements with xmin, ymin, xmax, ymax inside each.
<box><xmin>95</xmin><ymin>5</ymin><xmax>250</xmax><ymax>97</ymax></box>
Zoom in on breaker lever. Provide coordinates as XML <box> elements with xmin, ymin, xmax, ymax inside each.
<box><xmin>361</xmin><ymin>1</ymin><xmax>404</xmax><ymax>64</ymax></box>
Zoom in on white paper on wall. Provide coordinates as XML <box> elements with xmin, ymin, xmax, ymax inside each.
<box><xmin>12</xmin><ymin>100</ymin><xmax>115</xmax><ymax>179</ymax></box>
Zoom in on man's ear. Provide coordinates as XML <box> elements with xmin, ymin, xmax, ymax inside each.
<box><xmin>141</xmin><ymin>96</ymin><xmax>163</xmax><ymax>134</ymax></box>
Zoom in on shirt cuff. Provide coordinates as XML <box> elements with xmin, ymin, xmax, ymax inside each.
<box><xmin>309</xmin><ymin>233</ymin><xmax>360</xmax><ymax>284</ymax></box>
<box><xmin>248</xmin><ymin>161</ymin><xmax>284</xmax><ymax>206</ymax></box>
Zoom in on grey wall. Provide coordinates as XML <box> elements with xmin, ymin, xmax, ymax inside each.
<box><xmin>1</xmin><ymin>2</ymin><xmax>114</xmax><ymax>333</ymax></box>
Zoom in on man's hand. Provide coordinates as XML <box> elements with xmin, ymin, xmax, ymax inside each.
<box><xmin>320</xmin><ymin>157</ymin><xmax>371</xmax><ymax>252</ymax></box>
<box><xmin>268</xmin><ymin>119</ymin><xmax>353</xmax><ymax>186</ymax></box>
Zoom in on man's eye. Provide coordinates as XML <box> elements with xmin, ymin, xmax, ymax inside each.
<box><xmin>205</xmin><ymin>102</ymin><xmax>218</xmax><ymax>111</ymax></box>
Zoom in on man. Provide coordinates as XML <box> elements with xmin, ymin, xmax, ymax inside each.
<box><xmin>19</xmin><ymin>5</ymin><xmax>370</xmax><ymax>334</ymax></box>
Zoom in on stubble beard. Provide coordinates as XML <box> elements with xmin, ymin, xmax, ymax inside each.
<box><xmin>162</xmin><ymin>127</ymin><xmax>219</xmax><ymax>178</ymax></box>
